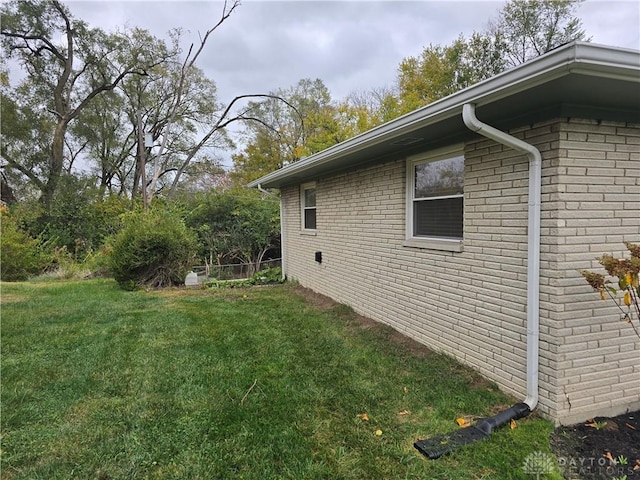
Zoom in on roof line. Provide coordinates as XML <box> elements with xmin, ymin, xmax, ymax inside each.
<box><xmin>248</xmin><ymin>42</ymin><xmax>640</xmax><ymax>189</ymax></box>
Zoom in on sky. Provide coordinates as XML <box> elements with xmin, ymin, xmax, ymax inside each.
<box><xmin>59</xmin><ymin>0</ymin><xmax>640</xmax><ymax>104</ymax></box>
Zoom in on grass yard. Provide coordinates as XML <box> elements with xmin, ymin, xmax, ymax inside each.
<box><xmin>1</xmin><ymin>279</ymin><xmax>558</xmax><ymax>479</ymax></box>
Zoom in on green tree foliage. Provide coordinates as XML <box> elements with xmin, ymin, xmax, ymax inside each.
<box><xmin>106</xmin><ymin>207</ymin><xmax>198</xmax><ymax>290</ymax></box>
<box><xmin>186</xmin><ymin>191</ymin><xmax>280</xmax><ymax>275</ymax></box>
<box><xmin>12</xmin><ymin>177</ymin><xmax>130</xmax><ymax>259</ymax></box>
<box><xmin>0</xmin><ymin>206</ymin><xmax>50</xmax><ymax>281</ymax></box>
<box><xmin>0</xmin><ymin>0</ymin><xmax>256</xmax><ymax>209</ymax></box>
<box><xmin>396</xmin><ymin>0</ymin><xmax>587</xmax><ymax>113</ymax></box>
<box><xmin>0</xmin><ymin>79</ymin><xmax>56</xmax><ymax>202</ymax></box>
<box><xmin>0</xmin><ymin>0</ymin><xmax>170</xmax><ymax>211</ymax></box>
<box><xmin>68</xmin><ymin>31</ymin><xmax>230</xmax><ymax>200</ymax></box>
<box><xmin>230</xmin><ymin>79</ymin><xmax>347</xmax><ymax>186</ymax></box>
<box><xmin>397</xmin><ymin>36</ymin><xmax>476</xmax><ymax>113</ymax></box>
<box><xmin>70</xmin><ymin>86</ymin><xmax>133</xmax><ymax>197</ymax></box>
<box><xmin>48</xmin><ymin>179</ymin><xmax>129</xmax><ymax>257</ymax></box>
<box><xmin>397</xmin><ymin>32</ymin><xmax>508</xmax><ymax>113</ymax></box>
<box><xmin>337</xmin><ymin>86</ymin><xmax>402</xmax><ymax>137</ymax></box>
<box><xmin>491</xmin><ymin>0</ymin><xmax>588</xmax><ymax>67</ymax></box>
<box><xmin>116</xmin><ymin>29</ymin><xmax>232</xmax><ymax>201</ymax></box>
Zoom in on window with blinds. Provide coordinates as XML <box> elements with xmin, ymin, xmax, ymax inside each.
<box><xmin>408</xmin><ymin>151</ymin><xmax>464</xmax><ymax>242</ymax></box>
<box><xmin>301</xmin><ymin>182</ymin><xmax>317</xmax><ymax>230</ymax></box>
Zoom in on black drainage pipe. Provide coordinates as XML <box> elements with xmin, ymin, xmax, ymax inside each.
<box><xmin>414</xmin><ymin>402</ymin><xmax>531</xmax><ymax>459</ymax></box>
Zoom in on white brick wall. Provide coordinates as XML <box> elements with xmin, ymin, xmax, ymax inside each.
<box><xmin>280</xmin><ymin>118</ymin><xmax>640</xmax><ymax>424</ymax></box>
<box><xmin>544</xmin><ymin>119</ymin><xmax>640</xmax><ymax>425</ymax></box>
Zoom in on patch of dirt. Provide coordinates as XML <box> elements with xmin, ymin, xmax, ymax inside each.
<box><xmin>288</xmin><ymin>284</ymin><xmax>340</xmax><ymax>311</ymax></box>
<box><xmin>551</xmin><ymin>410</ymin><xmax>640</xmax><ymax>479</ymax></box>
<box><xmin>0</xmin><ymin>293</ymin><xmax>26</xmax><ymax>304</ymax></box>
<box><xmin>290</xmin><ymin>284</ymin><xmax>439</xmax><ymax>359</ymax></box>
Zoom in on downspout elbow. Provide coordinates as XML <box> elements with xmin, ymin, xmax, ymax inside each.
<box><xmin>461</xmin><ymin>104</ymin><xmax>485</xmax><ymax>133</ymax></box>
<box><xmin>462</xmin><ymin>104</ymin><xmax>542</xmax><ymax>167</ymax></box>
<box><xmin>257</xmin><ymin>183</ymin><xmax>278</xmax><ymax>198</ymax></box>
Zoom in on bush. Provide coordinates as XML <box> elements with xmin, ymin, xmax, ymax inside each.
<box><xmin>581</xmin><ymin>242</ymin><xmax>640</xmax><ymax>339</ymax></box>
<box><xmin>13</xmin><ymin>179</ymin><xmax>130</xmax><ymax>260</ymax></box>
<box><xmin>0</xmin><ymin>206</ymin><xmax>51</xmax><ymax>281</ymax></box>
<box><xmin>185</xmin><ymin>191</ymin><xmax>280</xmax><ymax>274</ymax></box>
<box><xmin>107</xmin><ymin>208</ymin><xmax>198</xmax><ymax>290</ymax></box>
<box><xmin>32</xmin><ymin>247</ymin><xmax>99</xmax><ymax>281</ymax></box>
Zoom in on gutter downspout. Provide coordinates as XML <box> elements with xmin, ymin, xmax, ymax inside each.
<box><xmin>257</xmin><ymin>183</ymin><xmax>286</xmax><ymax>281</ymax></box>
<box><xmin>462</xmin><ymin>103</ymin><xmax>540</xmax><ymax>412</ymax></box>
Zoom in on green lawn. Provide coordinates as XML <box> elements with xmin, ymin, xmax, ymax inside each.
<box><xmin>1</xmin><ymin>279</ymin><xmax>558</xmax><ymax>479</ymax></box>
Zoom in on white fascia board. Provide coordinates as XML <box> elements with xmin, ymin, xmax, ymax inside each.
<box><xmin>248</xmin><ymin>42</ymin><xmax>640</xmax><ymax>189</ymax></box>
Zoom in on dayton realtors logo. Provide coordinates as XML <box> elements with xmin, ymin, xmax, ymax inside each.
<box><xmin>522</xmin><ymin>451</ymin><xmax>637</xmax><ymax>478</ymax></box>
<box><xmin>522</xmin><ymin>451</ymin><xmax>556</xmax><ymax>478</ymax></box>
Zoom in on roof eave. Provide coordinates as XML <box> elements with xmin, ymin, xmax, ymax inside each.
<box><xmin>248</xmin><ymin>42</ymin><xmax>640</xmax><ymax>190</ymax></box>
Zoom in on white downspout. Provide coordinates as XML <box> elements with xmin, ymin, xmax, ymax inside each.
<box><xmin>257</xmin><ymin>183</ymin><xmax>286</xmax><ymax>280</ymax></box>
<box><xmin>279</xmin><ymin>196</ymin><xmax>286</xmax><ymax>280</ymax></box>
<box><xmin>462</xmin><ymin>103</ymin><xmax>540</xmax><ymax>411</ymax></box>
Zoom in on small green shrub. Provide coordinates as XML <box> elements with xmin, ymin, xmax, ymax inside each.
<box><xmin>251</xmin><ymin>266</ymin><xmax>284</xmax><ymax>285</ymax></box>
<box><xmin>0</xmin><ymin>206</ymin><xmax>51</xmax><ymax>281</ymax></box>
<box><xmin>107</xmin><ymin>208</ymin><xmax>198</xmax><ymax>290</ymax></box>
<box><xmin>12</xmin><ymin>180</ymin><xmax>129</xmax><ymax>260</ymax></box>
<box><xmin>33</xmin><ymin>247</ymin><xmax>104</xmax><ymax>281</ymax></box>
<box><xmin>83</xmin><ymin>248</ymin><xmax>111</xmax><ymax>278</ymax></box>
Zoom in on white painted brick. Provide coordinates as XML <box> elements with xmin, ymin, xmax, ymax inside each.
<box><xmin>281</xmin><ymin>118</ymin><xmax>640</xmax><ymax>425</ymax></box>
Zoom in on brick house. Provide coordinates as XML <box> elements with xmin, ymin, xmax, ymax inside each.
<box><xmin>249</xmin><ymin>42</ymin><xmax>640</xmax><ymax>425</ymax></box>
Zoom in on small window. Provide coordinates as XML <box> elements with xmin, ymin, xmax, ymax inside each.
<box><xmin>406</xmin><ymin>148</ymin><xmax>464</xmax><ymax>248</ymax></box>
<box><xmin>301</xmin><ymin>182</ymin><xmax>316</xmax><ymax>230</ymax></box>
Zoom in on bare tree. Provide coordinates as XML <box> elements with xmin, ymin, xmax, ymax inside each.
<box><xmin>145</xmin><ymin>0</ymin><xmax>240</xmax><ymax>204</ymax></box>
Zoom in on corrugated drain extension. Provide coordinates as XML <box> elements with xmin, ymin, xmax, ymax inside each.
<box><xmin>414</xmin><ymin>402</ymin><xmax>531</xmax><ymax>459</ymax></box>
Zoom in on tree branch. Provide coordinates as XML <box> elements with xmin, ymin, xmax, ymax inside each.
<box><xmin>146</xmin><ymin>1</ymin><xmax>240</xmax><ymax>203</ymax></box>
<box><xmin>52</xmin><ymin>0</ymin><xmax>74</xmax><ymax>117</ymax></box>
<box><xmin>166</xmin><ymin>94</ymin><xmax>302</xmax><ymax>196</ymax></box>
<box><xmin>1</xmin><ymin>153</ymin><xmax>46</xmax><ymax>191</ymax></box>
<box><xmin>0</xmin><ymin>30</ymin><xmax>66</xmax><ymax>64</ymax></box>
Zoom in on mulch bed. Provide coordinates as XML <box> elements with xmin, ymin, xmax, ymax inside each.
<box><xmin>551</xmin><ymin>410</ymin><xmax>640</xmax><ymax>479</ymax></box>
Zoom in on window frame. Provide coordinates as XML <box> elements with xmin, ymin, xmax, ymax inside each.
<box><xmin>300</xmin><ymin>182</ymin><xmax>317</xmax><ymax>233</ymax></box>
<box><xmin>404</xmin><ymin>146</ymin><xmax>464</xmax><ymax>252</ymax></box>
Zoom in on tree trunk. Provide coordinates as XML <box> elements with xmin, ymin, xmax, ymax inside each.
<box><xmin>1</xmin><ymin>174</ymin><xmax>17</xmax><ymax>205</ymax></box>
<box><xmin>40</xmin><ymin>120</ymin><xmax>67</xmax><ymax>212</ymax></box>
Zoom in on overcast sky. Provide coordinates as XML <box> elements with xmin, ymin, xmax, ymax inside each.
<box><xmin>62</xmin><ymin>0</ymin><xmax>640</xmax><ymax>103</ymax></box>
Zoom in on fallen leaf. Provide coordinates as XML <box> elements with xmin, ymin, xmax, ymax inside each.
<box><xmin>398</xmin><ymin>410</ymin><xmax>410</xmax><ymax>416</ymax></box>
<box><xmin>603</xmin><ymin>452</ymin><xmax>615</xmax><ymax>464</ymax></box>
<box><xmin>510</xmin><ymin>419</ymin><xmax>517</xmax><ymax>429</ymax></box>
<box><xmin>456</xmin><ymin>417</ymin><xmax>469</xmax><ymax>427</ymax></box>
<box><xmin>403</xmin><ymin>387</ymin><xmax>409</xmax><ymax>394</ymax></box>
<box><xmin>357</xmin><ymin>413</ymin><xmax>369</xmax><ymax>421</ymax></box>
